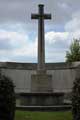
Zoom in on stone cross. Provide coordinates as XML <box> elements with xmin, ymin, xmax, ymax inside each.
<box><xmin>31</xmin><ymin>4</ymin><xmax>51</xmax><ymax>71</ymax></box>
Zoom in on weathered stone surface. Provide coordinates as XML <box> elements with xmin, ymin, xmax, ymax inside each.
<box><xmin>1</xmin><ymin>67</ymin><xmax>76</xmax><ymax>93</ymax></box>
<box><xmin>19</xmin><ymin>93</ymin><xmax>64</xmax><ymax>106</ymax></box>
<box><xmin>31</xmin><ymin>4</ymin><xmax>51</xmax><ymax>71</ymax></box>
<box><xmin>0</xmin><ymin>61</ymin><xmax>80</xmax><ymax>94</ymax></box>
<box><xmin>31</xmin><ymin>73</ymin><xmax>52</xmax><ymax>93</ymax></box>
<box><xmin>0</xmin><ymin>62</ymin><xmax>77</xmax><ymax>70</ymax></box>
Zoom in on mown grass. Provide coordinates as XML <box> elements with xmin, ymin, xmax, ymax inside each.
<box><xmin>15</xmin><ymin>111</ymin><xmax>72</xmax><ymax>120</ymax></box>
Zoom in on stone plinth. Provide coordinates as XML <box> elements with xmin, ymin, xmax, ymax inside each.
<box><xmin>31</xmin><ymin>73</ymin><xmax>52</xmax><ymax>93</ymax></box>
<box><xmin>19</xmin><ymin>93</ymin><xmax>64</xmax><ymax>106</ymax></box>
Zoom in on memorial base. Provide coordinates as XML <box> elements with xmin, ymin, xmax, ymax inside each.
<box><xmin>31</xmin><ymin>74</ymin><xmax>52</xmax><ymax>93</ymax></box>
<box><xmin>19</xmin><ymin>93</ymin><xmax>64</xmax><ymax>106</ymax></box>
<box><xmin>19</xmin><ymin>72</ymin><xmax>64</xmax><ymax>107</ymax></box>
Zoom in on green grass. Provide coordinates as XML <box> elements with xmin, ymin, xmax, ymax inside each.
<box><xmin>15</xmin><ymin>111</ymin><xmax>72</xmax><ymax>120</ymax></box>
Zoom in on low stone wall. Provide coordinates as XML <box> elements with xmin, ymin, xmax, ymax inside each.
<box><xmin>0</xmin><ymin>61</ymin><xmax>80</xmax><ymax>94</ymax></box>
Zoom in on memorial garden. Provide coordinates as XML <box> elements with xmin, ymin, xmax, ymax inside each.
<box><xmin>0</xmin><ymin>3</ymin><xmax>80</xmax><ymax>120</ymax></box>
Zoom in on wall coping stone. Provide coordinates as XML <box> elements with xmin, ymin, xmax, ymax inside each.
<box><xmin>0</xmin><ymin>61</ymin><xmax>80</xmax><ymax>70</ymax></box>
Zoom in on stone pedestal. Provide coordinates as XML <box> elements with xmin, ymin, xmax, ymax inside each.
<box><xmin>30</xmin><ymin>71</ymin><xmax>54</xmax><ymax>106</ymax></box>
<box><xmin>31</xmin><ymin>73</ymin><xmax>52</xmax><ymax>93</ymax></box>
<box><xmin>18</xmin><ymin>72</ymin><xmax>65</xmax><ymax>107</ymax></box>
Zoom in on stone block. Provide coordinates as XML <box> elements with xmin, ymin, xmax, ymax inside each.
<box><xmin>31</xmin><ymin>74</ymin><xmax>52</xmax><ymax>93</ymax></box>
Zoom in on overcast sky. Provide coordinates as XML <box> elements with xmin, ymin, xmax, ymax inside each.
<box><xmin>0</xmin><ymin>0</ymin><xmax>80</xmax><ymax>63</ymax></box>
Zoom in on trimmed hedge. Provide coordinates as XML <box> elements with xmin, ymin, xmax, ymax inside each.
<box><xmin>72</xmin><ymin>78</ymin><xmax>80</xmax><ymax>120</ymax></box>
<box><xmin>0</xmin><ymin>74</ymin><xmax>16</xmax><ymax>120</ymax></box>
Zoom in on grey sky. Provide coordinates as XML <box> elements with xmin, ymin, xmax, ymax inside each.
<box><xmin>0</xmin><ymin>0</ymin><xmax>80</xmax><ymax>62</ymax></box>
<box><xmin>0</xmin><ymin>0</ymin><xmax>79</xmax><ymax>24</ymax></box>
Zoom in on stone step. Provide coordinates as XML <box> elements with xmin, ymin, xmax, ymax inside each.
<box><xmin>16</xmin><ymin>105</ymin><xmax>71</xmax><ymax>111</ymax></box>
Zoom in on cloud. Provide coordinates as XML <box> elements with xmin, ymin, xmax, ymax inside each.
<box><xmin>0</xmin><ymin>30</ymin><xmax>37</xmax><ymax>62</ymax></box>
<box><xmin>0</xmin><ymin>30</ymin><xmax>28</xmax><ymax>49</ymax></box>
<box><xmin>65</xmin><ymin>10</ymin><xmax>80</xmax><ymax>40</ymax></box>
<box><xmin>44</xmin><ymin>9</ymin><xmax>80</xmax><ymax>62</ymax></box>
<box><xmin>45</xmin><ymin>31</ymin><xmax>69</xmax><ymax>62</ymax></box>
<box><xmin>12</xmin><ymin>40</ymin><xmax>37</xmax><ymax>57</ymax></box>
<box><xmin>45</xmin><ymin>9</ymin><xmax>80</xmax><ymax>62</ymax></box>
<box><xmin>0</xmin><ymin>29</ymin><xmax>69</xmax><ymax>62</ymax></box>
<box><xmin>65</xmin><ymin>12</ymin><xmax>80</xmax><ymax>32</ymax></box>
<box><xmin>0</xmin><ymin>0</ymin><xmax>79</xmax><ymax>24</ymax></box>
<box><xmin>0</xmin><ymin>0</ymin><xmax>79</xmax><ymax>62</ymax></box>
<box><xmin>46</xmin><ymin>50</ymin><xmax>66</xmax><ymax>62</ymax></box>
<box><xmin>45</xmin><ymin>31</ymin><xmax>69</xmax><ymax>44</ymax></box>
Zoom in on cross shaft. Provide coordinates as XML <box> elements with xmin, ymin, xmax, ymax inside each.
<box><xmin>31</xmin><ymin>4</ymin><xmax>51</xmax><ymax>71</ymax></box>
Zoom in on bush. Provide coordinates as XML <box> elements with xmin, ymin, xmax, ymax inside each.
<box><xmin>0</xmin><ymin>74</ymin><xmax>16</xmax><ymax>120</ymax></box>
<box><xmin>72</xmin><ymin>78</ymin><xmax>80</xmax><ymax>120</ymax></box>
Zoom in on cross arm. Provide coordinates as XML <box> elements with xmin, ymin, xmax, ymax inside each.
<box><xmin>43</xmin><ymin>14</ymin><xmax>51</xmax><ymax>19</ymax></box>
<box><xmin>31</xmin><ymin>14</ymin><xmax>40</xmax><ymax>19</ymax></box>
<box><xmin>31</xmin><ymin>14</ymin><xmax>51</xmax><ymax>19</ymax></box>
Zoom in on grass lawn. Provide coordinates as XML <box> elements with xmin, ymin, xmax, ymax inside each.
<box><xmin>15</xmin><ymin>111</ymin><xmax>72</xmax><ymax>120</ymax></box>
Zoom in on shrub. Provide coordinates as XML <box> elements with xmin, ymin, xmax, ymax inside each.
<box><xmin>0</xmin><ymin>74</ymin><xmax>16</xmax><ymax>120</ymax></box>
<box><xmin>72</xmin><ymin>78</ymin><xmax>80</xmax><ymax>120</ymax></box>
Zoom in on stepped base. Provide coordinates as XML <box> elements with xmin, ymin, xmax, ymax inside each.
<box><xmin>19</xmin><ymin>93</ymin><xmax>64</xmax><ymax>106</ymax></box>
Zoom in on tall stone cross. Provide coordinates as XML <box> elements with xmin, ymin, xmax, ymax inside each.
<box><xmin>31</xmin><ymin>4</ymin><xmax>51</xmax><ymax>72</ymax></box>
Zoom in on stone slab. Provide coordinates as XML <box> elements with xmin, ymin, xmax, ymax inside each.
<box><xmin>31</xmin><ymin>74</ymin><xmax>52</xmax><ymax>93</ymax></box>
